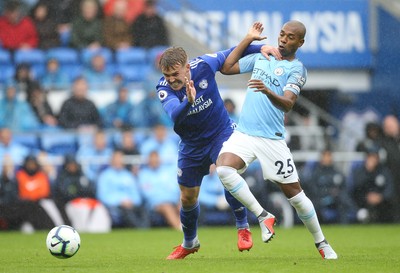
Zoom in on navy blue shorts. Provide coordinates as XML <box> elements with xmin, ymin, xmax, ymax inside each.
<box><xmin>177</xmin><ymin>128</ymin><xmax>232</xmax><ymax>188</ymax></box>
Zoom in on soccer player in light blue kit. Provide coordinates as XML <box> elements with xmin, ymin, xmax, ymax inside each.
<box><xmin>157</xmin><ymin>42</ymin><xmax>280</xmax><ymax>259</ymax></box>
<box><xmin>216</xmin><ymin>21</ymin><xmax>338</xmax><ymax>259</ymax></box>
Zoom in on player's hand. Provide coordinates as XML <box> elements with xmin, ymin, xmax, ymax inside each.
<box><xmin>185</xmin><ymin>77</ymin><xmax>196</xmax><ymax>104</ymax></box>
<box><xmin>261</xmin><ymin>45</ymin><xmax>282</xmax><ymax>60</ymax></box>
<box><xmin>248</xmin><ymin>22</ymin><xmax>267</xmax><ymax>41</ymax></box>
<box><xmin>248</xmin><ymin>79</ymin><xmax>272</xmax><ymax>96</ymax></box>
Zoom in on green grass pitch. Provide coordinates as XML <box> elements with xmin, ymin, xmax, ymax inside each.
<box><xmin>1</xmin><ymin>224</ymin><xmax>399</xmax><ymax>273</ymax></box>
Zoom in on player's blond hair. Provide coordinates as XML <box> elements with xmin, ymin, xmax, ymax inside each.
<box><xmin>159</xmin><ymin>47</ymin><xmax>188</xmax><ymax>70</ymax></box>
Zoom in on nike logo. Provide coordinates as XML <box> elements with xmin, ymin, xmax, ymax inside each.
<box><xmin>50</xmin><ymin>242</ymin><xmax>61</xmax><ymax>247</ymax></box>
<box><xmin>283</xmin><ymin>173</ymin><xmax>293</xmax><ymax>179</ymax></box>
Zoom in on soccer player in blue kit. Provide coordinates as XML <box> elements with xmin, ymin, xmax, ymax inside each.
<box><xmin>216</xmin><ymin>21</ymin><xmax>338</xmax><ymax>259</ymax></box>
<box><xmin>157</xmin><ymin>34</ymin><xmax>280</xmax><ymax>259</ymax></box>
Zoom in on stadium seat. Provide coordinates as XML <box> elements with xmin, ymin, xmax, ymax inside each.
<box><xmin>40</xmin><ymin>132</ymin><xmax>77</xmax><ymax>155</ymax></box>
<box><xmin>46</xmin><ymin>47</ymin><xmax>80</xmax><ymax>65</ymax></box>
<box><xmin>14</xmin><ymin>49</ymin><xmax>46</xmax><ymax>79</ymax></box>
<box><xmin>81</xmin><ymin>47</ymin><xmax>114</xmax><ymax>65</ymax></box>
<box><xmin>0</xmin><ymin>48</ymin><xmax>12</xmax><ymax>66</ymax></box>
<box><xmin>14</xmin><ymin>48</ymin><xmax>46</xmax><ymax>65</ymax></box>
<box><xmin>115</xmin><ymin>47</ymin><xmax>147</xmax><ymax>66</ymax></box>
<box><xmin>117</xmin><ymin>64</ymin><xmax>151</xmax><ymax>83</ymax></box>
<box><xmin>0</xmin><ymin>64</ymin><xmax>14</xmax><ymax>85</ymax></box>
<box><xmin>147</xmin><ymin>46</ymin><xmax>168</xmax><ymax>63</ymax></box>
<box><xmin>13</xmin><ymin>133</ymin><xmax>40</xmax><ymax>152</ymax></box>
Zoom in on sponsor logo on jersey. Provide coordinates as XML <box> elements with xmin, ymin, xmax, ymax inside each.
<box><xmin>199</xmin><ymin>79</ymin><xmax>208</xmax><ymax>89</ymax></box>
<box><xmin>158</xmin><ymin>90</ymin><xmax>168</xmax><ymax>101</ymax></box>
<box><xmin>206</xmin><ymin>53</ymin><xmax>217</xmax><ymax>58</ymax></box>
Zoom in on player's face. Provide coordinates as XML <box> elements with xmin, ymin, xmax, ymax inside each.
<box><xmin>161</xmin><ymin>63</ymin><xmax>189</xmax><ymax>91</ymax></box>
<box><xmin>278</xmin><ymin>25</ymin><xmax>304</xmax><ymax>59</ymax></box>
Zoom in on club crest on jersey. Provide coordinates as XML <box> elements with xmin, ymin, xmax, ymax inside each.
<box><xmin>274</xmin><ymin>67</ymin><xmax>284</xmax><ymax>76</ymax></box>
<box><xmin>158</xmin><ymin>90</ymin><xmax>168</xmax><ymax>101</ymax></box>
<box><xmin>199</xmin><ymin>79</ymin><xmax>208</xmax><ymax>89</ymax></box>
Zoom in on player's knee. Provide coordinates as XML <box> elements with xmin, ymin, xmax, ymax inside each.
<box><xmin>216</xmin><ymin>166</ymin><xmax>239</xmax><ymax>190</ymax></box>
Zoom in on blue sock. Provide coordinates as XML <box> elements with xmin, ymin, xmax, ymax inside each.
<box><xmin>180</xmin><ymin>202</ymin><xmax>200</xmax><ymax>245</ymax></box>
<box><xmin>224</xmin><ymin>189</ymin><xmax>249</xmax><ymax>229</ymax></box>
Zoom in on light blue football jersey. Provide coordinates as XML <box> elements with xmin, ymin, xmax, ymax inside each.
<box><xmin>237</xmin><ymin>54</ymin><xmax>307</xmax><ymax>139</ymax></box>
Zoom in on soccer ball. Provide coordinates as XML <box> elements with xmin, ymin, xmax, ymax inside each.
<box><xmin>46</xmin><ymin>225</ymin><xmax>81</xmax><ymax>259</ymax></box>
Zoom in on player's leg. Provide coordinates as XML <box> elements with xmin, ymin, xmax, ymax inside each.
<box><xmin>217</xmin><ymin>152</ymin><xmax>276</xmax><ymax>243</ymax></box>
<box><xmin>212</xmin><ymin>129</ymin><xmax>254</xmax><ymax>250</ymax></box>
<box><xmin>279</xmin><ymin>179</ymin><xmax>337</xmax><ymax>259</ymax></box>
<box><xmin>166</xmin><ymin>184</ymin><xmax>201</xmax><ymax>260</ymax></box>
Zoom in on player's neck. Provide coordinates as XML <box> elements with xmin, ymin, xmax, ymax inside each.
<box><xmin>282</xmin><ymin>54</ymin><xmax>296</xmax><ymax>61</ymax></box>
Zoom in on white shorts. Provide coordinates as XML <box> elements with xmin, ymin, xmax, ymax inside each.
<box><xmin>219</xmin><ymin>130</ymin><xmax>299</xmax><ymax>184</ymax></box>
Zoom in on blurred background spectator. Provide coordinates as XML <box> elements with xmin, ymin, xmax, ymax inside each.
<box><xmin>103</xmin><ymin>0</ymin><xmax>132</xmax><ymax>50</ymax></box>
<box><xmin>355</xmin><ymin>122</ymin><xmax>383</xmax><ymax>154</ymax></box>
<box><xmin>11</xmin><ymin>63</ymin><xmax>40</xmax><ymax>100</ymax></box>
<box><xmin>137</xmin><ymin>150</ymin><xmax>180</xmax><ymax>230</ymax></box>
<box><xmin>199</xmin><ymin>164</ymin><xmax>231</xmax><ymax>225</ymax></box>
<box><xmin>29</xmin><ymin>1</ymin><xmax>60</xmax><ymax>49</ymax></box>
<box><xmin>70</xmin><ymin>0</ymin><xmax>103</xmax><ymax>49</ymax></box>
<box><xmin>57</xmin><ymin>77</ymin><xmax>102</xmax><ymax>129</ymax></box>
<box><xmin>351</xmin><ymin>147</ymin><xmax>395</xmax><ymax>223</ymax></box>
<box><xmin>76</xmin><ymin>130</ymin><xmax>113</xmax><ymax>182</ymax></box>
<box><xmin>223</xmin><ymin>98</ymin><xmax>239</xmax><ymax>124</ymax></box>
<box><xmin>0</xmin><ymin>85</ymin><xmax>40</xmax><ymax>131</ymax></box>
<box><xmin>54</xmin><ymin>154</ymin><xmax>95</xmax><ymax>206</ymax></box>
<box><xmin>380</xmin><ymin>115</ymin><xmax>400</xmax><ymax>222</ymax></box>
<box><xmin>131</xmin><ymin>0</ymin><xmax>169</xmax><ymax>48</ymax></box>
<box><xmin>0</xmin><ymin>0</ymin><xmax>38</xmax><ymax>50</ymax></box>
<box><xmin>139</xmin><ymin>124</ymin><xmax>177</xmax><ymax>165</ymax></box>
<box><xmin>0</xmin><ymin>128</ymin><xmax>30</xmax><ymax>170</ymax></box>
<box><xmin>82</xmin><ymin>53</ymin><xmax>115</xmax><ymax>89</ymax></box>
<box><xmin>26</xmin><ymin>82</ymin><xmax>58</xmax><ymax>129</ymax></box>
<box><xmin>302</xmin><ymin>149</ymin><xmax>357</xmax><ymax>224</ymax></box>
<box><xmin>96</xmin><ymin>149</ymin><xmax>149</xmax><ymax>228</ymax></box>
<box><xmin>103</xmin><ymin>0</ymin><xmax>145</xmax><ymax>24</ymax></box>
<box><xmin>101</xmin><ymin>85</ymin><xmax>135</xmax><ymax>129</ymax></box>
<box><xmin>40</xmin><ymin>58</ymin><xmax>71</xmax><ymax>90</ymax></box>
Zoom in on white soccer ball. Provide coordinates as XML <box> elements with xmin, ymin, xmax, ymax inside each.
<box><xmin>46</xmin><ymin>225</ymin><xmax>81</xmax><ymax>259</ymax></box>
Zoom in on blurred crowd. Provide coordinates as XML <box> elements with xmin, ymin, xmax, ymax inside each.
<box><xmin>0</xmin><ymin>0</ymin><xmax>399</xmax><ymax>233</ymax></box>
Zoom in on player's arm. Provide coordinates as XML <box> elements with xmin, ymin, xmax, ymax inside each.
<box><xmin>220</xmin><ymin>22</ymin><xmax>267</xmax><ymax>75</ymax></box>
<box><xmin>158</xmin><ymin>78</ymin><xmax>196</xmax><ymax>125</ymax></box>
<box><xmin>249</xmin><ymin>78</ymin><xmax>297</xmax><ymax>113</ymax></box>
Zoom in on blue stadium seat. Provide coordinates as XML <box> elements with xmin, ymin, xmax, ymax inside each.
<box><xmin>115</xmin><ymin>47</ymin><xmax>147</xmax><ymax>66</ymax></box>
<box><xmin>40</xmin><ymin>132</ymin><xmax>77</xmax><ymax>155</ymax></box>
<box><xmin>81</xmin><ymin>47</ymin><xmax>113</xmax><ymax>65</ymax></box>
<box><xmin>13</xmin><ymin>133</ymin><xmax>40</xmax><ymax>152</ymax></box>
<box><xmin>0</xmin><ymin>64</ymin><xmax>14</xmax><ymax>85</ymax></box>
<box><xmin>0</xmin><ymin>48</ymin><xmax>12</xmax><ymax>66</ymax></box>
<box><xmin>117</xmin><ymin>64</ymin><xmax>151</xmax><ymax>83</ymax></box>
<box><xmin>147</xmin><ymin>46</ymin><xmax>168</xmax><ymax>63</ymax></box>
<box><xmin>46</xmin><ymin>47</ymin><xmax>80</xmax><ymax>65</ymax></box>
<box><xmin>14</xmin><ymin>49</ymin><xmax>47</xmax><ymax>79</ymax></box>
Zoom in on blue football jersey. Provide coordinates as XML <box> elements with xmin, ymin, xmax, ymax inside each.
<box><xmin>156</xmin><ymin>52</ymin><xmax>233</xmax><ymax>147</ymax></box>
<box><xmin>238</xmin><ymin>54</ymin><xmax>307</xmax><ymax>139</ymax></box>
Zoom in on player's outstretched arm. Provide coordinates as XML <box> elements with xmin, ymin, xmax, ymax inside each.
<box><xmin>221</xmin><ymin>22</ymin><xmax>266</xmax><ymax>75</ymax></box>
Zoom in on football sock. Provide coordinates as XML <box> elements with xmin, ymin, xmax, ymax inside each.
<box><xmin>224</xmin><ymin>189</ymin><xmax>249</xmax><ymax>229</ymax></box>
<box><xmin>288</xmin><ymin>190</ymin><xmax>325</xmax><ymax>243</ymax></box>
<box><xmin>180</xmin><ymin>201</ymin><xmax>200</xmax><ymax>248</ymax></box>
<box><xmin>257</xmin><ymin>210</ymin><xmax>269</xmax><ymax>219</ymax></box>
<box><xmin>217</xmin><ymin>166</ymin><xmax>264</xmax><ymax>218</ymax></box>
